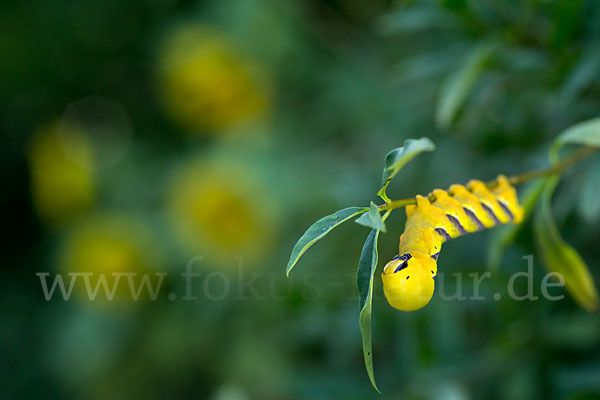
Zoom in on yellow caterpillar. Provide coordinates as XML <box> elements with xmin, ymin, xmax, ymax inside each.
<box><xmin>382</xmin><ymin>175</ymin><xmax>524</xmax><ymax>311</ymax></box>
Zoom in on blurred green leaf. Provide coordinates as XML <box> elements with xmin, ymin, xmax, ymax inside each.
<box><xmin>498</xmin><ymin>46</ymin><xmax>548</xmax><ymax>72</ymax></box>
<box><xmin>541</xmin><ymin>314</ymin><xmax>600</xmax><ymax>349</ymax></box>
<box><xmin>357</xmin><ymin>229</ymin><xmax>381</xmax><ymax>393</ymax></box>
<box><xmin>355</xmin><ymin>202</ymin><xmax>386</xmax><ymax>232</ymax></box>
<box><xmin>436</xmin><ymin>41</ymin><xmax>496</xmax><ymax>129</ymax></box>
<box><xmin>378</xmin><ymin>137</ymin><xmax>435</xmax><ymax>201</ymax></box>
<box><xmin>549</xmin><ymin>116</ymin><xmax>600</xmax><ymax>223</ymax></box>
<box><xmin>550</xmin><ymin>117</ymin><xmax>600</xmax><ymax>162</ymax></box>
<box><xmin>534</xmin><ymin>177</ymin><xmax>598</xmax><ymax>313</ymax></box>
<box><xmin>487</xmin><ymin>179</ymin><xmax>546</xmax><ymax>270</ymax></box>
<box><xmin>559</xmin><ymin>46</ymin><xmax>600</xmax><ymax>105</ymax></box>
<box><xmin>578</xmin><ymin>160</ymin><xmax>600</xmax><ymax>222</ymax></box>
<box><xmin>285</xmin><ymin>207</ymin><xmax>368</xmax><ymax>276</ymax></box>
<box><xmin>376</xmin><ymin>7</ymin><xmax>457</xmax><ymax>35</ymax></box>
<box><xmin>531</xmin><ymin>118</ymin><xmax>600</xmax><ymax>312</ymax></box>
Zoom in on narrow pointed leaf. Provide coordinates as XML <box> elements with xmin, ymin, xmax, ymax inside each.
<box><xmin>378</xmin><ymin>137</ymin><xmax>435</xmax><ymax>200</ymax></box>
<box><xmin>534</xmin><ymin>177</ymin><xmax>598</xmax><ymax>312</ymax></box>
<box><xmin>578</xmin><ymin>159</ymin><xmax>600</xmax><ymax>221</ymax></box>
<box><xmin>529</xmin><ymin>117</ymin><xmax>600</xmax><ymax>310</ymax></box>
<box><xmin>286</xmin><ymin>207</ymin><xmax>368</xmax><ymax>276</ymax></box>
<box><xmin>436</xmin><ymin>41</ymin><xmax>496</xmax><ymax>129</ymax></box>
<box><xmin>559</xmin><ymin>47</ymin><xmax>600</xmax><ymax>105</ymax></box>
<box><xmin>357</xmin><ymin>229</ymin><xmax>381</xmax><ymax>392</ymax></box>
<box><xmin>355</xmin><ymin>202</ymin><xmax>387</xmax><ymax>232</ymax></box>
<box><xmin>551</xmin><ymin>116</ymin><xmax>600</xmax><ymax>160</ymax></box>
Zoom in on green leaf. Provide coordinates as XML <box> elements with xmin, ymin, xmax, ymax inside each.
<box><xmin>559</xmin><ymin>46</ymin><xmax>600</xmax><ymax>106</ymax></box>
<box><xmin>285</xmin><ymin>207</ymin><xmax>368</xmax><ymax>276</ymax></box>
<box><xmin>487</xmin><ymin>179</ymin><xmax>546</xmax><ymax>270</ymax></box>
<box><xmin>355</xmin><ymin>202</ymin><xmax>387</xmax><ymax>232</ymax></box>
<box><xmin>578</xmin><ymin>159</ymin><xmax>600</xmax><ymax>221</ymax></box>
<box><xmin>378</xmin><ymin>137</ymin><xmax>436</xmax><ymax>200</ymax></box>
<box><xmin>436</xmin><ymin>41</ymin><xmax>497</xmax><ymax>129</ymax></box>
<box><xmin>486</xmin><ymin>118</ymin><xmax>600</xmax><ymax>271</ymax></box>
<box><xmin>550</xmin><ymin>116</ymin><xmax>600</xmax><ymax>162</ymax></box>
<box><xmin>376</xmin><ymin>7</ymin><xmax>458</xmax><ymax>35</ymax></box>
<box><xmin>530</xmin><ymin>118</ymin><xmax>600</xmax><ymax>312</ymax></box>
<box><xmin>357</xmin><ymin>229</ymin><xmax>381</xmax><ymax>393</ymax></box>
<box><xmin>533</xmin><ymin>177</ymin><xmax>598</xmax><ymax>313</ymax></box>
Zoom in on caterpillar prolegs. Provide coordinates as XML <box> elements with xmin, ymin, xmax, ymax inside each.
<box><xmin>382</xmin><ymin>175</ymin><xmax>524</xmax><ymax>311</ymax></box>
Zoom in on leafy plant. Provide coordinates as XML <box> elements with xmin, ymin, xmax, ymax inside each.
<box><xmin>285</xmin><ymin>117</ymin><xmax>600</xmax><ymax>391</ymax></box>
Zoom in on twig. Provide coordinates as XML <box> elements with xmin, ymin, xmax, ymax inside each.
<box><xmin>379</xmin><ymin>146</ymin><xmax>595</xmax><ymax>212</ymax></box>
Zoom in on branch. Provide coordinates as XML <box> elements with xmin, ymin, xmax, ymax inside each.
<box><xmin>379</xmin><ymin>146</ymin><xmax>596</xmax><ymax>212</ymax></box>
<box><xmin>499</xmin><ymin>146</ymin><xmax>595</xmax><ymax>187</ymax></box>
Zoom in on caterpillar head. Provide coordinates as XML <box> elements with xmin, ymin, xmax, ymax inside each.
<box><xmin>381</xmin><ymin>252</ymin><xmax>437</xmax><ymax>311</ymax></box>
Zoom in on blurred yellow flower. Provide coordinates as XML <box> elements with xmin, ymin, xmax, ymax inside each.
<box><xmin>167</xmin><ymin>158</ymin><xmax>278</xmax><ymax>268</ymax></box>
<box><xmin>59</xmin><ymin>214</ymin><xmax>164</xmax><ymax>306</ymax></box>
<box><xmin>28</xmin><ymin>121</ymin><xmax>95</xmax><ymax>227</ymax></box>
<box><xmin>157</xmin><ymin>24</ymin><xmax>270</xmax><ymax>133</ymax></box>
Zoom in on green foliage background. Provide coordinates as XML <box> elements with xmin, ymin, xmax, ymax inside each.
<box><xmin>2</xmin><ymin>0</ymin><xmax>600</xmax><ymax>399</ymax></box>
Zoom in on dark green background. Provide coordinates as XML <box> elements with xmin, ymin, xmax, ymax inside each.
<box><xmin>2</xmin><ymin>0</ymin><xmax>600</xmax><ymax>399</ymax></box>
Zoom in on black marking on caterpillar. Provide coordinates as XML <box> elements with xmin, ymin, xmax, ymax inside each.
<box><xmin>463</xmin><ymin>207</ymin><xmax>485</xmax><ymax>230</ymax></box>
<box><xmin>431</xmin><ymin>252</ymin><xmax>440</xmax><ymax>261</ymax></box>
<box><xmin>480</xmin><ymin>202</ymin><xmax>500</xmax><ymax>225</ymax></box>
<box><xmin>393</xmin><ymin>254</ymin><xmax>412</xmax><ymax>273</ymax></box>
<box><xmin>446</xmin><ymin>214</ymin><xmax>467</xmax><ymax>235</ymax></box>
<box><xmin>435</xmin><ymin>227</ymin><xmax>451</xmax><ymax>241</ymax></box>
<box><xmin>497</xmin><ymin>199</ymin><xmax>514</xmax><ymax>221</ymax></box>
<box><xmin>394</xmin><ymin>261</ymin><xmax>408</xmax><ymax>273</ymax></box>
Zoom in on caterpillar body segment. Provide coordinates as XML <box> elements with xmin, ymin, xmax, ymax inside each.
<box><xmin>403</xmin><ymin>195</ymin><xmax>451</xmax><ymax>252</ymax></box>
<box><xmin>490</xmin><ymin>175</ymin><xmax>524</xmax><ymax>224</ymax></box>
<box><xmin>382</xmin><ymin>176</ymin><xmax>524</xmax><ymax>312</ymax></box>
<box><xmin>467</xmin><ymin>180</ymin><xmax>512</xmax><ymax>225</ymax></box>
<box><xmin>430</xmin><ymin>189</ymin><xmax>479</xmax><ymax>233</ymax></box>
<box><xmin>448</xmin><ymin>184</ymin><xmax>496</xmax><ymax>229</ymax></box>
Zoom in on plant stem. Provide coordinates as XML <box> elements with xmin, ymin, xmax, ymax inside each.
<box><xmin>499</xmin><ymin>146</ymin><xmax>595</xmax><ymax>187</ymax></box>
<box><xmin>379</xmin><ymin>146</ymin><xmax>595</xmax><ymax>212</ymax></box>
